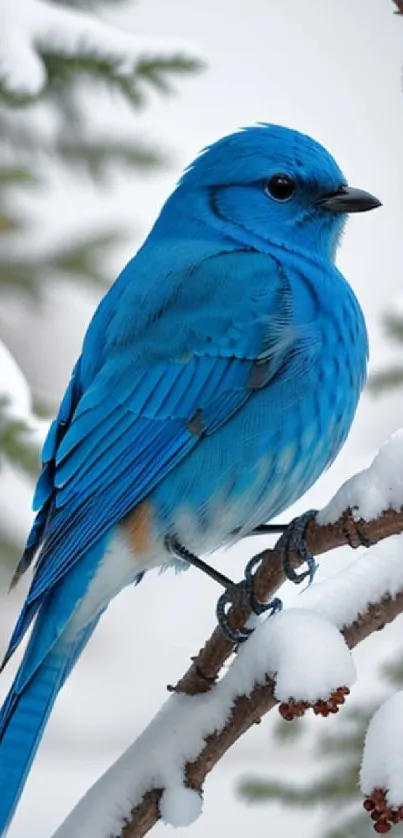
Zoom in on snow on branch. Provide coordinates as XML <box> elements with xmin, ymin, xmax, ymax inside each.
<box><xmin>0</xmin><ymin>339</ymin><xmax>47</xmax><ymax>451</ymax></box>
<box><xmin>0</xmin><ymin>341</ymin><xmax>32</xmax><ymax>422</ymax></box>
<box><xmin>52</xmin><ymin>432</ymin><xmax>403</xmax><ymax>838</ymax></box>
<box><xmin>0</xmin><ymin>0</ymin><xmax>201</xmax><ymax>98</ymax></box>
<box><xmin>54</xmin><ymin>610</ymin><xmax>356</xmax><ymax>838</ymax></box>
<box><xmin>296</xmin><ymin>535</ymin><xmax>403</xmax><ymax>632</ymax></box>
<box><xmin>361</xmin><ymin>692</ymin><xmax>403</xmax><ymax>802</ymax></box>
<box><xmin>360</xmin><ymin>692</ymin><xmax>403</xmax><ymax>832</ymax></box>
<box><xmin>317</xmin><ymin>431</ymin><xmax>403</xmax><ymax>525</ymax></box>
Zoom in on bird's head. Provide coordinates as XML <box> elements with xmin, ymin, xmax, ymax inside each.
<box><xmin>173</xmin><ymin>124</ymin><xmax>381</xmax><ymax>261</ymax></box>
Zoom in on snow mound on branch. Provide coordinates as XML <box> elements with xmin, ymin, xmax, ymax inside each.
<box><xmin>297</xmin><ymin>534</ymin><xmax>403</xmax><ymax>629</ymax></box>
<box><xmin>159</xmin><ymin>787</ymin><xmax>203</xmax><ymax>827</ymax></box>
<box><xmin>53</xmin><ymin>608</ymin><xmax>354</xmax><ymax>838</ymax></box>
<box><xmin>0</xmin><ymin>0</ymin><xmax>200</xmax><ymax>96</ymax></box>
<box><xmin>318</xmin><ymin>429</ymin><xmax>403</xmax><ymax>524</ymax></box>
<box><xmin>361</xmin><ymin>691</ymin><xmax>403</xmax><ymax>808</ymax></box>
<box><xmin>237</xmin><ymin>609</ymin><xmax>356</xmax><ymax>703</ymax></box>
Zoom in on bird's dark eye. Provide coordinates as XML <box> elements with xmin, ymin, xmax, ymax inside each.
<box><xmin>266</xmin><ymin>173</ymin><xmax>296</xmax><ymax>202</ymax></box>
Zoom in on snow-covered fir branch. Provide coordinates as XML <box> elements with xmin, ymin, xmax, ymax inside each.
<box><xmin>0</xmin><ymin>339</ymin><xmax>47</xmax><ymax>449</ymax></box>
<box><xmin>0</xmin><ymin>0</ymin><xmax>202</xmax><ymax>98</ymax></box>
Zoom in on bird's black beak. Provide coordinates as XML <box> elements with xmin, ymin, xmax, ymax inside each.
<box><xmin>318</xmin><ymin>186</ymin><xmax>382</xmax><ymax>214</ymax></box>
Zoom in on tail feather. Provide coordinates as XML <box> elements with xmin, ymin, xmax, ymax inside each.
<box><xmin>0</xmin><ymin>534</ymin><xmax>110</xmax><ymax>836</ymax></box>
<box><xmin>0</xmin><ymin>619</ymin><xmax>99</xmax><ymax>836</ymax></box>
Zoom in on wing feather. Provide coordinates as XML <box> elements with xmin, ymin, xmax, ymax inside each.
<box><xmin>8</xmin><ymin>250</ymin><xmax>309</xmax><ymax>660</ymax></box>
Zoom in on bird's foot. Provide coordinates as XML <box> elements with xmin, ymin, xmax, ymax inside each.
<box><xmin>277</xmin><ymin>509</ymin><xmax>318</xmax><ymax>585</ymax></box>
<box><xmin>165</xmin><ymin>533</ymin><xmax>282</xmax><ymax>644</ymax></box>
<box><xmin>216</xmin><ymin>553</ymin><xmax>283</xmax><ymax>644</ymax></box>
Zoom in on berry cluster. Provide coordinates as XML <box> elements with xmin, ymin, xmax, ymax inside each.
<box><xmin>278</xmin><ymin>686</ymin><xmax>350</xmax><ymax>721</ymax></box>
<box><xmin>364</xmin><ymin>789</ymin><xmax>403</xmax><ymax>833</ymax></box>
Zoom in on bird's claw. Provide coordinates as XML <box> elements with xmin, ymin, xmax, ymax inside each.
<box><xmin>278</xmin><ymin>509</ymin><xmax>318</xmax><ymax>585</ymax></box>
<box><xmin>216</xmin><ymin>583</ymin><xmax>254</xmax><ymax>643</ymax></box>
<box><xmin>216</xmin><ymin>554</ymin><xmax>283</xmax><ymax>643</ymax></box>
<box><xmin>243</xmin><ymin>554</ymin><xmax>283</xmax><ymax>615</ymax></box>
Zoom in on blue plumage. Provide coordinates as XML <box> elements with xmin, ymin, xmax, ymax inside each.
<box><xmin>0</xmin><ymin>124</ymin><xmax>380</xmax><ymax>833</ymax></box>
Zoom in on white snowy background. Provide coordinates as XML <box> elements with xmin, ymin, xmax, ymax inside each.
<box><xmin>1</xmin><ymin>0</ymin><xmax>403</xmax><ymax>836</ymax></box>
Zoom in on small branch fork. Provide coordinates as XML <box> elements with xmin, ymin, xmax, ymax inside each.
<box><xmin>113</xmin><ymin>505</ymin><xmax>403</xmax><ymax>838</ymax></box>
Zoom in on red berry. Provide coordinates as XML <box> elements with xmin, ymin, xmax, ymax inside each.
<box><xmin>279</xmin><ymin>686</ymin><xmax>350</xmax><ymax>721</ymax></box>
<box><xmin>374</xmin><ymin>820</ymin><xmax>391</xmax><ymax>833</ymax></box>
<box><xmin>362</xmin><ymin>788</ymin><xmax>403</xmax><ymax>833</ymax></box>
<box><xmin>375</xmin><ymin>824</ymin><xmax>390</xmax><ymax>834</ymax></box>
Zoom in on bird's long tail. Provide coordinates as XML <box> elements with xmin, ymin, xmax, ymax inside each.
<box><xmin>0</xmin><ymin>536</ymin><xmax>109</xmax><ymax>836</ymax></box>
<box><xmin>0</xmin><ymin>621</ymin><xmax>98</xmax><ymax>835</ymax></box>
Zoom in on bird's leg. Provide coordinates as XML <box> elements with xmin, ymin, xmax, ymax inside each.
<box><xmin>164</xmin><ymin>534</ymin><xmax>235</xmax><ymax>589</ymax></box>
<box><xmin>165</xmin><ymin>534</ymin><xmax>282</xmax><ymax>644</ymax></box>
<box><xmin>248</xmin><ymin>523</ymin><xmax>287</xmax><ymax>536</ymax></box>
<box><xmin>277</xmin><ymin>509</ymin><xmax>318</xmax><ymax>584</ymax></box>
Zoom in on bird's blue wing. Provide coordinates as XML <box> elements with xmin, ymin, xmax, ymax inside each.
<box><xmin>7</xmin><ymin>251</ymin><xmax>318</xmax><ymax>660</ymax></box>
<box><xmin>11</xmin><ymin>358</ymin><xmax>83</xmax><ymax>587</ymax></box>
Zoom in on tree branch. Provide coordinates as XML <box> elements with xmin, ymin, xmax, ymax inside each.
<box><xmin>120</xmin><ymin>574</ymin><xmax>403</xmax><ymax>838</ymax></box>
<box><xmin>175</xmin><ymin>506</ymin><xmax>403</xmax><ymax>696</ymax></box>
<box><xmin>392</xmin><ymin>0</ymin><xmax>403</xmax><ymax>15</ymax></box>
<box><xmin>54</xmin><ymin>498</ymin><xmax>403</xmax><ymax>838</ymax></box>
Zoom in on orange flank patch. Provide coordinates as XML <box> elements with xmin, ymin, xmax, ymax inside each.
<box><xmin>123</xmin><ymin>501</ymin><xmax>152</xmax><ymax>554</ymax></box>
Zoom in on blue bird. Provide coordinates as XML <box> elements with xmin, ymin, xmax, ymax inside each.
<box><xmin>0</xmin><ymin>124</ymin><xmax>380</xmax><ymax>833</ymax></box>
